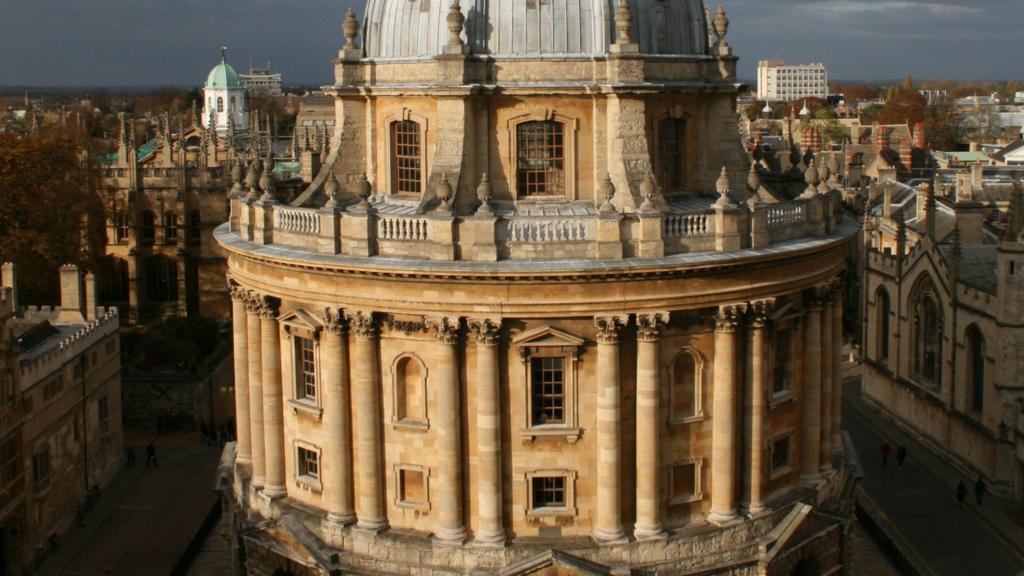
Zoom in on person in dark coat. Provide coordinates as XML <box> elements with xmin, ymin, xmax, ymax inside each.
<box><xmin>956</xmin><ymin>480</ymin><xmax>968</xmax><ymax>505</ymax></box>
<box><xmin>880</xmin><ymin>440</ymin><xmax>892</xmax><ymax>467</ymax></box>
<box><xmin>974</xmin><ymin>476</ymin><xmax>987</xmax><ymax>505</ymax></box>
<box><xmin>896</xmin><ymin>444</ymin><xmax>907</xmax><ymax>468</ymax></box>
<box><xmin>145</xmin><ymin>442</ymin><xmax>158</xmax><ymax>468</ymax></box>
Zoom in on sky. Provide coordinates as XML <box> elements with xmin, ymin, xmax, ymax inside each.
<box><xmin>0</xmin><ymin>0</ymin><xmax>1019</xmax><ymax>87</ymax></box>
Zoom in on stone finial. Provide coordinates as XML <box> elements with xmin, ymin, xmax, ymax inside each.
<box><xmin>447</xmin><ymin>0</ymin><xmax>466</xmax><ymax>48</ymax></box>
<box><xmin>353</xmin><ymin>173</ymin><xmax>373</xmax><ymax>211</ymax></box>
<box><xmin>639</xmin><ymin>173</ymin><xmax>658</xmax><ymax>213</ymax></box>
<box><xmin>342</xmin><ymin>8</ymin><xmax>360</xmax><ymax>50</ymax></box>
<box><xmin>475</xmin><ymin>173</ymin><xmax>493</xmax><ymax>216</ymax></box>
<box><xmin>230</xmin><ymin>160</ymin><xmax>245</xmax><ymax>195</ymax></box>
<box><xmin>614</xmin><ymin>0</ymin><xmax>633</xmax><ymax>45</ymax></box>
<box><xmin>324</xmin><ymin>169</ymin><xmax>340</xmax><ymax>209</ymax></box>
<box><xmin>826</xmin><ymin>154</ymin><xmax>839</xmax><ymax>179</ymax></box>
<box><xmin>434</xmin><ymin>174</ymin><xmax>454</xmax><ymax>213</ymax></box>
<box><xmin>714</xmin><ymin>4</ymin><xmax>730</xmax><ymax>47</ymax></box>
<box><xmin>747</xmin><ymin>161</ymin><xmax>761</xmax><ymax>192</ymax></box>
<box><xmin>245</xmin><ymin>159</ymin><xmax>260</xmax><ymax>200</ymax></box>
<box><xmin>714</xmin><ymin>166</ymin><xmax>735</xmax><ymax>209</ymax></box>
<box><xmin>598</xmin><ymin>174</ymin><xmax>617</xmax><ymax>215</ymax></box>
<box><xmin>801</xmin><ymin>163</ymin><xmax>819</xmax><ymax>198</ymax></box>
<box><xmin>259</xmin><ymin>162</ymin><xmax>276</xmax><ymax>203</ymax></box>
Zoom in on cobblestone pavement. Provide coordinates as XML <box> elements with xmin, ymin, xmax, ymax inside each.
<box><xmin>843</xmin><ymin>363</ymin><xmax>1024</xmax><ymax>576</ymax></box>
<box><xmin>32</xmin><ymin>431</ymin><xmax>222</xmax><ymax>576</ymax></box>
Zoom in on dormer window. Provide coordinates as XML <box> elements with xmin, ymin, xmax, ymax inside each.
<box><xmin>390</xmin><ymin>120</ymin><xmax>422</xmax><ymax>195</ymax></box>
<box><xmin>516</xmin><ymin>121</ymin><xmax>564</xmax><ymax>198</ymax></box>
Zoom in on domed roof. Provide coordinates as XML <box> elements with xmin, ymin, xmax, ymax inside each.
<box><xmin>206</xmin><ymin>54</ymin><xmax>242</xmax><ymax>90</ymax></box>
<box><xmin>363</xmin><ymin>0</ymin><xmax>709</xmax><ymax>60</ymax></box>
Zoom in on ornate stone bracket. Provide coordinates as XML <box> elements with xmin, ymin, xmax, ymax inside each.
<box><xmin>383</xmin><ymin>314</ymin><xmax>426</xmax><ymax>336</ymax></box>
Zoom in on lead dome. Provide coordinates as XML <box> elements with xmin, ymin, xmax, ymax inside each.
<box><xmin>363</xmin><ymin>0</ymin><xmax>709</xmax><ymax>59</ymax></box>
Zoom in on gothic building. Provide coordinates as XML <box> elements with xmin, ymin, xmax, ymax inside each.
<box><xmin>219</xmin><ymin>1</ymin><xmax>858</xmax><ymax>574</ymax></box>
<box><xmin>863</xmin><ymin>182</ymin><xmax>1024</xmax><ymax>500</ymax></box>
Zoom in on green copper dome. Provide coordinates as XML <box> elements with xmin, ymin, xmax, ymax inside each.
<box><xmin>205</xmin><ymin>55</ymin><xmax>241</xmax><ymax>90</ymax></box>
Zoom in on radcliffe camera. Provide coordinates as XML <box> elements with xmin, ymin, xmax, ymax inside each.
<box><xmin>0</xmin><ymin>1</ymin><xmax>1022</xmax><ymax>575</ymax></box>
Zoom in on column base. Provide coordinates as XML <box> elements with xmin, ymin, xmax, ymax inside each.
<box><xmin>326</xmin><ymin>511</ymin><xmax>356</xmax><ymax>526</ymax></box>
<box><xmin>251</xmin><ymin>475</ymin><xmax>266</xmax><ymax>489</ymax></box>
<box><xmin>707</xmin><ymin>510</ymin><xmax>740</xmax><ymax>526</ymax></box>
<box><xmin>741</xmin><ymin>503</ymin><xmax>769</xmax><ymax>519</ymax></box>
<box><xmin>471</xmin><ymin>529</ymin><xmax>507</xmax><ymax>547</ymax></box>
<box><xmin>262</xmin><ymin>485</ymin><xmax>287</xmax><ymax>500</ymax></box>
<box><xmin>800</xmin><ymin>473</ymin><xmax>823</xmax><ymax>487</ymax></box>
<box><xmin>355</xmin><ymin>517</ymin><xmax>389</xmax><ymax>534</ymax></box>
<box><xmin>633</xmin><ymin>524</ymin><xmax>667</xmax><ymax>540</ymax></box>
<box><xmin>593</xmin><ymin>527</ymin><xmax>629</xmax><ymax>545</ymax></box>
<box><xmin>432</xmin><ymin>526</ymin><xmax>467</xmax><ymax>546</ymax></box>
<box><xmin>236</xmin><ymin>455</ymin><xmax>252</xmax><ymax>466</ymax></box>
<box><xmin>819</xmin><ymin>463</ymin><xmax>834</xmax><ymax>473</ymax></box>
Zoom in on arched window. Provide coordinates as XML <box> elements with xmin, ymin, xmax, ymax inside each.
<box><xmin>97</xmin><ymin>256</ymin><xmax>129</xmax><ymax>304</ymax></box>
<box><xmin>145</xmin><ymin>256</ymin><xmax>178</xmax><ymax>303</ymax></box>
<box><xmin>217</xmin><ymin>97</ymin><xmax>224</xmax><ymax>113</ymax></box>
<box><xmin>188</xmin><ymin>210</ymin><xmax>202</xmax><ymax>245</ymax></box>
<box><xmin>390</xmin><ymin>120</ymin><xmax>422</xmax><ymax>195</ymax></box>
<box><xmin>966</xmin><ymin>326</ymin><xmax>985</xmax><ymax>413</ymax></box>
<box><xmin>229</xmin><ymin>96</ymin><xmax>235</xmax><ymax>112</ymax></box>
<box><xmin>114</xmin><ymin>213</ymin><xmax>130</xmax><ymax>243</ymax></box>
<box><xmin>164</xmin><ymin>212</ymin><xmax>178</xmax><ymax>241</ymax></box>
<box><xmin>658</xmin><ymin>117</ymin><xmax>687</xmax><ymax>191</ymax></box>
<box><xmin>669</xmin><ymin>349</ymin><xmax>702</xmax><ymax>421</ymax></box>
<box><xmin>516</xmin><ymin>120</ymin><xmax>565</xmax><ymax>197</ymax></box>
<box><xmin>910</xmin><ymin>276</ymin><xmax>943</xmax><ymax>388</ymax></box>
<box><xmin>141</xmin><ymin>211</ymin><xmax>155</xmax><ymax>243</ymax></box>
<box><xmin>875</xmin><ymin>288</ymin><xmax>891</xmax><ymax>364</ymax></box>
<box><xmin>393</xmin><ymin>355</ymin><xmax>427</xmax><ymax>425</ymax></box>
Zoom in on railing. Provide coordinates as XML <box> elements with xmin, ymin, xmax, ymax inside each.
<box><xmin>378</xmin><ymin>215</ymin><xmax>429</xmax><ymax>241</ymax></box>
<box><xmin>766</xmin><ymin>202</ymin><xmax>806</xmax><ymax>229</ymax></box>
<box><xmin>509</xmin><ymin>219</ymin><xmax>588</xmax><ymax>242</ymax></box>
<box><xmin>274</xmin><ymin>207</ymin><xmax>321</xmax><ymax>235</ymax></box>
<box><xmin>664</xmin><ymin>213</ymin><xmax>710</xmax><ymax>237</ymax></box>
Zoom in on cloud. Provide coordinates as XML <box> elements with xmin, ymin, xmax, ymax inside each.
<box><xmin>791</xmin><ymin>1</ymin><xmax>984</xmax><ymax>16</ymax></box>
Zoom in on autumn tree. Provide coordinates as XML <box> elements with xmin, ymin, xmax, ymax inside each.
<box><xmin>874</xmin><ymin>91</ymin><xmax>926</xmax><ymax>126</ymax></box>
<box><xmin>0</xmin><ymin>126</ymin><xmax>107</xmax><ymax>304</ymax></box>
<box><xmin>922</xmin><ymin>104</ymin><xmax>964</xmax><ymax>151</ymax></box>
<box><xmin>901</xmin><ymin>74</ymin><xmax>916</xmax><ymax>92</ymax></box>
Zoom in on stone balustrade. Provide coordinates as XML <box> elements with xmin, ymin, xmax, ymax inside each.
<box><xmin>229</xmin><ymin>191</ymin><xmax>842</xmax><ymax>262</ymax></box>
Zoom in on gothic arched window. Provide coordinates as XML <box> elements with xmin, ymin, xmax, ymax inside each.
<box><xmin>658</xmin><ymin>117</ymin><xmax>687</xmax><ymax>191</ymax></box>
<box><xmin>966</xmin><ymin>326</ymin><xmax>985</xmax><ymax>413</ymax></box>
<box><xmin>145</xmin><ymin>256</ymin><xmax>178</xmax><ymax>303</ymax></box>
<box><xmin>910</xmin><ymin>276</ymin><xmax>943</xmax><ymax>389</ymax></box>
<box><xmin>516</xmin><ymin>121</ymin><xmax>565</xmax><ymax>198</ymax></box>
<box><xmin>217</xmin><ymin>97</ymin><xmax>224</xmax><ymax>113</ymax></box>
<box><xmin>875</xmin><ymin>287</ymin><xmax>891</xmax><ymax>364</ymax></box>
<box><xmin>390</xmin><ymin>120</ymin><xmax>422</xmax><ymax>195</ymax></box>
<box><xmin>98</xmin><ymin>256</ymin><xmax>129</xmax><ymax>304</ymax></box>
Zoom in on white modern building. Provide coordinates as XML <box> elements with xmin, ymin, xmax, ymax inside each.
<box><xmin>240</xmin><ymin>67</ymin><xmax>283</xmax><ymax>96</ymax></box>
<box><xmin>756</xmin><ymin>60</ymin><xmax>828</xmax><ymax>102</ymax></box>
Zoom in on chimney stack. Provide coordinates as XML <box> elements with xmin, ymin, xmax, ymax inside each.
<box><xmin>899</xmin><ymin>138</ymin><xmax>913</xmax><ymax>173</ymax></box>
<box><xmin>1</xmin><ymin>262</ymin><xmax>16</xmax><ymax>311</ymax></box>
<box><xmin>913</xmin><ymin>122</ymin><xmax>926</xmax><ymax>150</ymax></box>
<box><xmin>56</xmin><ymin>264</ymin><xmax>85</xmax><ymax>324</ymax></box>
<box><xmin>84</xmin><ymin>271</ymin><xmax>97</xmax><ymax>321</ymax></box>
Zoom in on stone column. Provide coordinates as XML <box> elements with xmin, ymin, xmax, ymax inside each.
<box><xmin>709</xmin><ymin>304</ymin><xmax>744</xmax><ymax>525</ymax></box>
<box><xmin>230</xmin><ymin>284</ymin><xmax>252</xmax><ymax>464</ymax></box>
<box><xmin>260</xmin><ymin>297</ymin><xmax>286</xmax><ymax>499</ymax></box>
<box><xmin>323</xmin><ymin>309</ymin><xmax>355</xmax><ymax>525</ymax></box>
<box><xmin>245</xmin><ymin>293</ymin><xmax>266</xmax><ymax>488</ymax></box>
<box><xmin>348</xmin><ymin>311</ymin><xmax>388</xmax><ymax>531</ymax></box>
<box><xmin>832</xmin><ymin>287</ymin><xmax>844</xmax><ymax>452</ymax></box>
<box><xmin>801</xmin><ymin>294</ymin><xmax>823</xmax><ymax>481</ymax></box>
<box><xmin>634</xmin><ymin>312</ymin><xmax>669</xmax><ymax>539</ymax></box>
<box><xmin>594</xmin><ymin>315</ymin><xmax>627</xmax><ymax>543</ymax></box>
<box><xmin>742</xmin><ymin>300</ymin><xmax>773</xmax><ymax>517</ymax></box>
<box><xmin>427</xmin><ymin>317</ymin><xmax>466</xmax><ymax>544</ymax></box>
<box><xmin>819</xmin><ymin>290</ymin><xmax>834</xmax><ymax>472</ymax></box>
<box><xmin>469</xmin><ymin>318</ymin><xmax>504</xmax><ymax>545</ymax></box>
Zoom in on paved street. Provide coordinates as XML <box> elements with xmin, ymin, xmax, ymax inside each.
<box><xmin>32</xmin><ymin>432</ymin><xmax>222</xmax><ymax>576</ymax></box>
<box><xmin>843</xmin><ymin>365</ymin><xmax>1024</xmax><ymax>576</ymax></box>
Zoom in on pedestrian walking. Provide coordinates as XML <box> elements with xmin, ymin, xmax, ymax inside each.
<box><xmin>896</xmin><ymin>445</ymin><xmax>907</xmax><ymax>468</ymax></box>
<box><xmin>956</xmin><ymin>480</ymin><xmax>968</xmax><ymax>505</ymax></box>
<box><xmin>145</xmin><ymin>442</ymin><xmax>158</xmax><ymax>468</ymax></box>
<box><xmin>974</xmin><ymin>476</ymin><xmax>986</xmax><ymax>505</ymax></box>
<box><xmin>124</xmin><ymin>446</ymin><xmax>136</xmax><ymax>468</ymax></box>
<box><xmin>880</xmin><ymin>440</ymin><xmax>891</xmax><ymax>467</ymax></box>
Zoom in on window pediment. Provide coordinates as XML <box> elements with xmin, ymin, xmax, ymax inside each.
<box><xmin>511</xmin><ymin>326</ymin><xmax>585</xmax><ymax>349</ymax></box>
<box><xmin>280</xmin><ymin>309</ymin><xmax>324</xmax><ymax>336</ymax></box>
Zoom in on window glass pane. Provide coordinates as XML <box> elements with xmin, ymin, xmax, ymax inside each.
<box><xmin>517</xmin><ymin>121</ymin><xmax>565</xmax><ymax>197</ymax></box>
<box><xmin>671</xmin><ymin>352</ymin><xmax>696</xmax><ymax>417</ymax></box>
<box><xmin>296</xmin><ymin>337</ymin><xmax>316</xmax><ymax>400</ymax></box>
<box><xmin>531</xmin><ymin>357</ymin><xmax>564</xmax><ymax>425</ymax></box>
<box><xmin>772</xmin><ymin>329</ymin><xmax>791</xmax><ymax>394</ymax></box>
<box><xmin>531</xmin><ymin>476</ymin><xmax>565</xmax><ymax>508</ymax></box>
<box><xmin>771</xmin><ymin>437</ymin><xmax>789</xmax><ymax>470</ymax></box>
<box><xmin>672</xmin><ymin>463</ymin><xmax>696</xmax><ymax>499</ymax></box>
<box><xmin>400</xmin><ymin>469</ymin><xmax>426</xmax><ymax>503</ymax></box>
<box><xmin>659</xmin><ymin>118</ymin><xmax>685</xmax><ymax>190</ymax></box>
<box><xmin>391</xmin><ymin>121</ymin><xmax>422</xmax><ymax>195</ymax></box>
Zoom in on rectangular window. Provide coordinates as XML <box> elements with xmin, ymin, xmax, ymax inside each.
<box><xmin>531</xmin><ymin>357</ymin><xmax>565</xmax><ymax>425</ymax></box>
<box><xmin>32</xmin><ymin>448</ymin><xmax>50</xmax><ymax>489</ymax></box>
<box><xmin>297</xmin><ymin>446</ymin><xmax>319</xmax><ymax>481</ymax></box>
<box><xmin>771</xmin><ymin>328</ymin><xmax>792</xmax><ymax>395</ymax></box>
<box><xmin>295</xmin><ymin>337</ymin><xmax>317</xmax><ymax>402</ymax></box>
<box><xmin>399</xmin><ymin>468</ymin><xmax>426</xmax><ymax>505</ymax></box>
<box><xmin>771</xmin><ymin>436</ymin><xmax>791</xmax><ymax>472</ymax></box>
<box><xmin>658</xmin><ymin>118</ymin><xmax>686</xmax><ymax>190</ymax></box>
<box><xmin>391</xmin><ymin>120</ymin><xmax>422</xmax><ymax>195</ymax></box>
<box><xmin>516</xmin><ymin>121</ymin><xmax>565</xmax><ymax>197</ymax></box>
<box><xmin>671</xmin><ymin>462</ymin><xmax>698</xmax><ymax>502</ymax></box>
<box><xmin>531</xmin><ymin>476</ymin><xmax>566</xmax><ymax>509</ymax></box>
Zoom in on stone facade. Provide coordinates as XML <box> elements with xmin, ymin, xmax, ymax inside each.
<box><xmin>0</xmin><ymin>280</ymin><xmax>26</xmax><ymax>576</ymax></box>
<box><xmin>219</xmin><ymin>1</ymin><xmax>859</xmax><ymax>574</ymax></box>
<box><xmin>862</xmin><ymin>184</ymin><xmax>1024</xmax><ymax>500</ymax></box>
<box><xmin>0</xmin><ymin>264</ymin><xmax>124</xmax><ymax>575</ymax></box>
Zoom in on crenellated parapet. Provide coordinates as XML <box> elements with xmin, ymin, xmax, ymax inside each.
<box><xmin>19</xmin><ymin>308</ymin><xmax>119</xmax><ymax>389</ymax></box>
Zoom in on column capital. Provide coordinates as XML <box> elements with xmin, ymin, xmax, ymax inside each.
<box><xmin>594</xmin><ymin>315</ymin><xmax>627</xmax><ymax>344</ymax></box>
<box><xmin>715</xmin><ymin>303</ymin><xmax>747</xmax><ymax>333</ymax></box>
<box><xmin>228</xmin><ymin>275</ymin><xmax>247</xmax><ymax>302</ymax></box>
<box><xmin>425</xmin><ymin>316</ymin><xmax>461</xmax><ymax>345</ymax></box>
<box><xmin>322</xmin><ymin>307</ymin><xmax>348</xmax><ymax>335</ymax></box>
<box><xmin>636</xmin><ymin>312</ymin><xmax>670</xmax><ymax>342</ymax></box>
<box><xmin>805</xmin><ymin>288</ymin><xmax>826</xmax><ymax>310</ymax></box>
<box><xmin>468</xmin><ymin>318</ymin><xmax>502</xmax><ymax>346</ymax></box>
<box><xmin>246</xmin><ymin>292</ymin><xmax>280</xmax><ymax>319</ymax></box>
<box><xmin>748</xmin><ymin>298</ymin><xmax>776</xmax><ymax>328</ymax></box>
<box><xmin>345</xmin><ymin>309</ymin><xmax>378</xmax><ymax>339</ymax></box>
